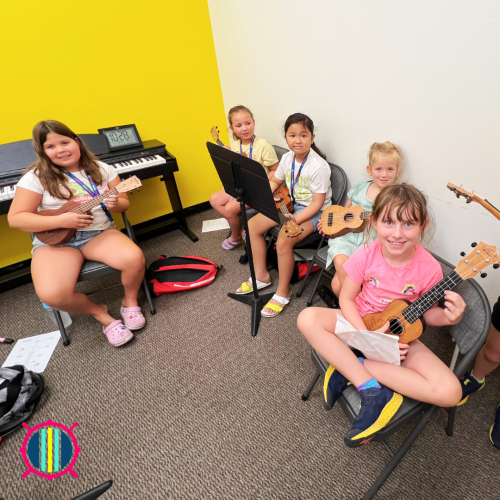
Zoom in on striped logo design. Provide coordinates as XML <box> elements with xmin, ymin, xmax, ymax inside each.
<box><xmin>20</xmin><ymin>420</ymin><xmax>81</xmax><ymax>480</ymax></box>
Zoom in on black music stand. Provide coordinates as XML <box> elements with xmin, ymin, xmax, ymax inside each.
<box><xmin>207</xmin><ymin>142</ymin><xmax>284</xmax><ymax>337</ymax></box>
<box><xmin>70</xmin><ymin>480</ymin><xmax>112</xmax><ymax>500</ymax></box>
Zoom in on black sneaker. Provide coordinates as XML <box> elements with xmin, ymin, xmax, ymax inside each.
<box><xmin>323</xmin><ymin>364</ymin><xmax>349</xmax><ymax>410</ymax></box>
<box><xmin>457</xmin><ymin>370</ymin><xmax>485</xmax><ymax>406</ymax></box>
<box><xmin>344</xmin><ymin>387</ymin><xmax>403</xmax><ymax>448</ymax></box>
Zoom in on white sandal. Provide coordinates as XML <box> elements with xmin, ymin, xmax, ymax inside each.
<box><xmin>235</xmin><ymin>278</ymin><xmax>272</xmax><ymax>295</ymax></box>
<box><xmin>261</xmin><ymin>290</ymin><xmax>292</xmax><ymax>317</ymax></box>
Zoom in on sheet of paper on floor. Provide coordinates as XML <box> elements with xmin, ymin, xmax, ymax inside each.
<box><xmin>202</xmin><ymin>218</ymin><xmax>231</xmax><ymax>232</ymax></box>
<box><xmin>1</xmin><ymin>331</ymin><xmax>61</xmax><ymax>373</ymax></box>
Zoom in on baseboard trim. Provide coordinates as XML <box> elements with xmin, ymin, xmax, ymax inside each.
<box><xmin>0</xmin><ymin>201</ymin><xmax>212</xmax><ymax>294</ymax></box>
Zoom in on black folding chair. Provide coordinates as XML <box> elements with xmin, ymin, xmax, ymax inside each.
<box><xmin>301</xmin><ymin>252</ymin><xmax>491</xmax><ymax>499</ymax></box>
<box><xmin>51</xmin><ymin>212</ymin><xmax>156</xmax><ymax>346</ymax></box>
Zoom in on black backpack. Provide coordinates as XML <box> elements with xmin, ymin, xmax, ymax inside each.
<box><xmin>0</xmin><ymin>365</ymin><xmax>44</xmax><ymax>441</ymax></box>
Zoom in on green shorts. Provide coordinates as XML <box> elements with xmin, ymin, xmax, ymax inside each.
<box><xmin>325</xmin><ymin>229</ymin><xmax>376</xmax><ymax>270</ymax></box>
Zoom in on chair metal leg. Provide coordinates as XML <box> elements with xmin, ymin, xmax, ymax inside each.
<box><xmin>362</xmin><ymin>405</ymin><xmax>437</xmax><ymax>500</ymax></box>
<box><xmin>446</xmin><ymin>406</ymin><xmax>456</xmax><ymax>436</ymax></box>
<box><xmin>306</xmin><ymin>268</ymin><xmax>325</xmax><ymax>307</ymax></box>
<box><xmin>302</xmin><ymin>369</ymin><xmax>321</xmax><ymax>401</ymax></box>
<box><xmin>296</xmin><ymin>255</ymin><xmax>317</xmax><ymax>298</ymax></box>
<box><xmin>142</xmin><ymin>273</ymin><xmax>156</xmax><ymax>315</ymax></box>
<box><xmin>53</xmin><ymin>309</ymin><xmax>70</xmax><ymax>347</ymax></box>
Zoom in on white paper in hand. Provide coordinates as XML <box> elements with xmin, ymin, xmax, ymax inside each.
<box><xmin>335</xmin><ymin>316</ymin><xmax>401</xmax><ymax>366</ymax></box>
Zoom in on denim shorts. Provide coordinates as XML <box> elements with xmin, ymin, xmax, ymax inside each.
<box><xmin>294</xmin><ymin>203</ymin><xmax>322</xmax><ymax>232</ymax></box>
<box><xmin>32</xmin><ymin>230</ymin><xmax>104</xmax><ymax>254</ymax></box>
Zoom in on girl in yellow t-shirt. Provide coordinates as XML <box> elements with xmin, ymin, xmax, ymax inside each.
<box><xmin>209</xmin><ymin>105</ymin><xmax>279</xmax><ymax>250</ymax></box>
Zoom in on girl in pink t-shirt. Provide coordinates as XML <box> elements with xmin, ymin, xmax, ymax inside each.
<box><xmin>298</xmin><ymin>183</ymin><xmax>465</xmax><ymax>448</ymax></box>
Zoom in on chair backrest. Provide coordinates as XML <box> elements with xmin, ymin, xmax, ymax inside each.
<box><xmin>272</xmin><ymin>145</ymin><xmax>347</xmax><ymax>206</ymax></box>
<box><xmin>431</xmin><ymin>252</ymin><xmax>491</xmax><ymax>367</ymax></box>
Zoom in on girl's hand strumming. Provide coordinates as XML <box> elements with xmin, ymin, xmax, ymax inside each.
<box><xmin>57</xmin><ymin>212</ymin><xmax>93</xmax><ymax>229</ymax></box>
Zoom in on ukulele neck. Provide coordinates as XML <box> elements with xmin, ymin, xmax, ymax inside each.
<box><xmin>360</xmin><ymin>211</ymin><xmax>371</xmax><ymax>220</ymax></box>
<box><xmin>216</xmin><ymin>139</ymin><xmax>224</xmax><ymax>147</ymax></box>
<box><xmin>70</xmin><ymin>188</ymin><xmax>119</xmax><ymax>214</ymax></box>
<box><xmin>402</xmin><ymin>270</ymin><xmax>463</xmax><ymax>323</ymax></box>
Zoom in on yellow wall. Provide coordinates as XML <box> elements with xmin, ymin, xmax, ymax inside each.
<box><xmin>0</xmin><ymin>0</ymin><xmax>228</xmax><ymax>268</ymax></box>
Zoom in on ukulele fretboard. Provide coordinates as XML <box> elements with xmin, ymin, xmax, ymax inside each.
<box><xmin>72</xmin><ymin>188</ymin><xmax>118</xmax><ymax>214</ymax></box>
<box><xmin>402</xmin><ymin>270</ymin><xmax>463</xmax><ymax>323</ymax></box>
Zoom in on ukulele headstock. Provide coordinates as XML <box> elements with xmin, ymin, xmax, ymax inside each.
<box><xmin>455</xmin><ymin>241</ymin><xmax>500</xmax><ymax>280</ymax></box>
<box><xmin>447</xmin><ymin>183</ymin><xmax>477</xmax><ymax>204</ymax></box>
<box><xmin>116</xmin><ymin>176</ymin><xmax>142</xmax><ymax>194</ymax></box>
<box><xmin>210</xmin><ymin>126</ymin><xmax>220</xmax><ymax>142</ymax></box>
<box><xmin>284</xmin><ymin>220</ymin><xmax>303</xmax><ymax>238</ymax></box>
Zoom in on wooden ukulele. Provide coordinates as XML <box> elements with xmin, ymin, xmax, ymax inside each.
<box><xmin>320</xmin><ymin>205</ymin><xmax>371</xmax><ymax>237</ymax></box>
<box><xmin>34</xmin><ymin>176</ymin><xmax>142</xmax><ymax>245</ymax></box>
<box><xmin>362</xmin><ymin>242</ymin><xmax>500</xmax><ymax>344</ymax></box>
<box><xmin>273</xmin><ymin>186</ymin><xmax>303</xmax><ymax>238</ymax></box>
<box><xmin>210</xmin><ymin>126</ymin><xmax>248</xmax><ymax>157</ymax></box>
<box><xmin>447</xmin><ymin>183</ymin><xmax>500</xmax><ymax>222</ymax></box>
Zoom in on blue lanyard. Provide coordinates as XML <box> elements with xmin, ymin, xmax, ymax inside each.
<box><xmin>290</xmin><ymin>152</ymin><xmax>309</xmax><ymax>203</ymax></box>
<box><xmin>65</xmin><ymin>172</ymin><xmax>114</xmax><ymax>222</ymax></box>
<box><xmin>240</xmin><ymin>135</ymin><xmax>255</xmax><ymax>159</ymax></box>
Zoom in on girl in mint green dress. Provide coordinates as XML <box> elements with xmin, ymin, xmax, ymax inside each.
<box><xmin>320</xmin><ymin>142</ymin><xmax>402</xmax><ymax>296</ymax></box>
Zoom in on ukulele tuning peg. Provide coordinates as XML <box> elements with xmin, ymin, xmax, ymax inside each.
<box><xmin>493</xmin><ymin>263</ymin><xmax>499</xmax><ymax>270</ymax></box>
<box><xmin>480</xmin><ymin>273</ymin><xmax>487</xmax><ymax>278</ymax></box>
<box><xmin>471</xmin><ymin>242</ymin><xmax>477</xmax><ymax>248</ymax></box>
<box><xmin>460</xmin><ymin>252</ymin><xmax>466</xmax><ymax>257</ymax></box>
<box><xmin>466</xmin><ymin>198</ymin><xmax>472</xmax><ymax>203</ymax></box>
<box><xmin>455</xmin><ymin>193</ymin><xmax>461</xmax><ymax>198</ymax></box>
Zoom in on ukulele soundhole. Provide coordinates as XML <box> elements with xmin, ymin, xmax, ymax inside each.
<box><xmin>389</xmin><ymin>318</ymin><xmax>403</xmax><ymax>335</ymax></box>
<box><xmin>344</xmin><ymin>213</ymin><xmax>354</xmax><ymax>223</ymax></box>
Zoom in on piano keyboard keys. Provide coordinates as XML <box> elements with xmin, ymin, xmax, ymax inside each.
<box><xmin>106</xmin><ymin>154</ymin><xmax>166</xmax><ymax>174</ymax></box>
<box><xmin>0</xmin><ymin>184</ymin><xmax>16</xmax><ymax>201</ymax></box>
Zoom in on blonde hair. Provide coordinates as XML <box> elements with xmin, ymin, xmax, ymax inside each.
<box><xmin>368</xmin><ymin>141</ymin><xmax>403</xmax><ymax>175</ymax></box>
<box><xmin>27</xmin><ymin>120</ymin><xmax>103</xmax><ymax>200</ymax></box>
<box><xmin>368</xmin><ymin>183</ymin><xmax>434</xmax><ymax>244</ymax></box>
<box><xmin>228</xmin><ymin>105</ymin><xmax>254</xmax><ymax>141</ymax></box>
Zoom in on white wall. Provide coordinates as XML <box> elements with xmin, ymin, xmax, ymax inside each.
<box><xmin>208</xmin><ymin>0</ymin><xmax>500</xmax><ymax>304</ymax></box>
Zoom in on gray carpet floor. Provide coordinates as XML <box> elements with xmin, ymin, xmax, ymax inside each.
<box><xmin>1</xmin><ymin>209</ymin><xmax>499</xmax><ymax>500</ymax></box>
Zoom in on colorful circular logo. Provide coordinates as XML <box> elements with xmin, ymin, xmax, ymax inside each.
<box><xmin>19</xmin><ymin>420</ymin><xmax>80</xmax><ymax>480</ymax></box>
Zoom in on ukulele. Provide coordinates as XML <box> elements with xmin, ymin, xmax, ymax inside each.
<box><xmin>447</xmin><ymin>183</ymin><xmax>500</xmax><ymax>222</ymax></box>
<box><xmin>320</xmin><ymin>205</ymin><xmax>371</xmax><ymax>237</ymax></box>
<box><xmin>34</xmin><ymin>176</ymin><xmax>142</xmax><ymax>245</ymax></box>
<box><xmin>273</xmin><ymin>186</ymin><xmax>303</xmax><ymax>238</ymax></box>
<box><xmin>362</xmin><ymin>242</ymin><xmax>500</xmax><ymax>344</ymax></box>
<box><xmin>210</xmin><ymin>126</ymin><xmax>248</xmax><ymax>157</ymax></box>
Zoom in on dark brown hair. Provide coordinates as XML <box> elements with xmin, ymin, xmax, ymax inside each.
<box><xmin>369</xmin><ymin>183</ymin><xmax>434</xmax><ymax>243</ymax></box>
<box><xmin>27</xmin><ymin>120</ymin><xmax>103</xmax><ymax>200</ymax></box>
<box><xmin>284</xmin><ymin>113</ymin><xmax>327</xmax><ymax>160</ymax></box>
<box><xmin>228</xmin><ymin>105</ymin><xmax>254</xmax><ymax>141</ymax></box>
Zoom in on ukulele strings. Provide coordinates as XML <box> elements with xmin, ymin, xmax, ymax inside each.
<box><xmin>69</xmin><ymin>188</ymin><xmax>119</xmax><ymax>214</ymax></box>
<box><xmin>325</xmin><ymin>211</ymin><xmax>371</xmax><ymax>226</ymax></box>
<box><xmin>389</xmin><ymin>251</ymin><xmax>492</xmax><ymax>332</ymax></box>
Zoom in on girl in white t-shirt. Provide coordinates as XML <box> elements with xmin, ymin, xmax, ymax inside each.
<box><xmin>8</xmin><ymin>120</ymin><xmax>146</xmax><ymax>347</ymax></box>
<box><xmin>209</xmin><ymin>105</ymin><xmax>279</xmax><ymax>250</ymax></box>
<box><xmin>234</xmin><ymin>113</ymin><xmax>332</xmax><ymax>317</ymax></box>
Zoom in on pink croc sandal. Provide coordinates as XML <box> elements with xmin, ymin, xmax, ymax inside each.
<box><xmin>120</xmin><ymin>305</ymin><xmax>146</xmax><ymax>330</ymax></box>
<box><xmin>222</xmin><ymin>236</ymin><xmax>242</xmax><ymax>250</ymax></box>
<box><xmin>103</xmin><ymin>320</ymin><xmax>134</xmax><ymax>347</ymax></box>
